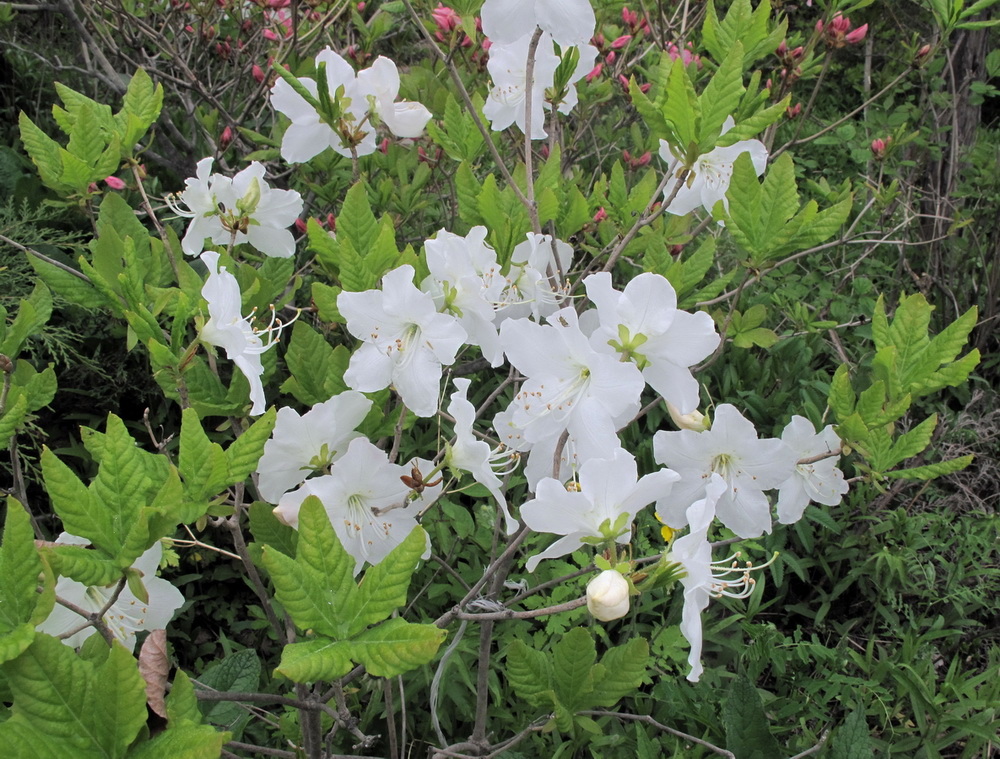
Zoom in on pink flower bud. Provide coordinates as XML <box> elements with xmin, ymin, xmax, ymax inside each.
<box><xmin>586</xmin><ymin>62</ymin><xmax>603</xmax><ymax>82</ymax></box>
<box><xmin>262</xmin><ymin>29</ymin><xmax>278</xmax><ymax>41</ymax></box>
<box><xmin>357</xmin><ymin>1</ymin><xmax>365</xmax><ymax>10</ymax></box>
<box><xmin>618</xmin><ymin>74</ymin><xmax>630</xmax><ymax>92</ymax></box>
<box><xmin>252</xmin><ymin>64</ymin><xmax>265</xmax><ymax>83</ymax></box>
<box><xmin>593</xmin><ymin>207</ymin><xmax>607</xmax><ymax>222</ymax></box>
<box><xmin>611</xmin><ymin>34</ymin><xmax>632</xmax><ymax>50</ymax></box>
<box><xmin>639</xmin><ymin>83</ymin><xmax>651</xmax><ymax>94</ymax></box>
<box><xmin>870</xmin><ymin>136</ymin><xmax>890</xmax><ymax>159</ymax></box>
<box><xmin>104</xmin><ymin>176</ymin><xmax>126</xmax><ymax>190</ymax></box>
<box><xmin>592</xmin><ymin>33</ymin><xmax>605</xmax><ymax>49</ymax></box>
<box><xmin>294</xmin><ymin>218</ymin><xmax>308</xmax><ymax>235</ymax></box>
<box><xmin>636</xmin><ymin>151</ymin><xmax>651</xmax><ymax>167</ymax></box>
<box><xmin>786</xmin><ymin>102</ymin><xmax>802</xmax><ymax>119</ymax></box>
<box><xmin>777</xmin><ymin>40</ymin><xmax>788</xmax><ymax>57</ymax></box>
<box><xmin>432</xmin><ymin>4</ymin><xmax>460</xmax><ymax>32</ymax></box>
<box><xmin>845</xmin><ymin>23</ymin><xmax>868</xmax><ymax>44</ymax></box>
<box><xmin>220</xmin><ymin>125</ymin><xmax>234</xmax><ymax>150</ymax></box>
<box><xmin>379</xmin><ymin>137</ymin><xmax>389</xmax><ymax>154</ymax></box>
<box><xmin>326</xmin><ymin>213</ymin><xmax>337</xmax><ymax>231</ymax></box>
<box><xmin>605</xmin><ymin>50</ymin><xmax>616</xmax><ymax>64</ymax></box>
<box><xmin>915</xmin><ymin>44</ymin><xmax>932</xmax><ymax>65</ymax></box>
<box><xmin>540</xmin><ymin>143</ymin><xmax>550</xmax><ymax>159</ymax></box>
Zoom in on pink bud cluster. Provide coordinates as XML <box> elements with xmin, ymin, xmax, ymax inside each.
<box><xmin>870</xmin><ymin>137</ymin><xmax>890</xmax><ymax>160</ymax></box>
<box><xmin>432</xmin><ymin>4</ymin><xmax>475</xmax><ymax>48</ymax></box>
<box><xmin>623</xmin><ymin>149</ymin><xmax>652</xmax><ymax>170</ymax></box>
<box><xmin>817</xmin><ymin>13</ymin><xmax>868</xmax><ymax>48</ymax></box>
<box><xmin>293</xmin><ymin>213</ymin><xmax>337</xmax><ymax>236</ymax></box>
<box><xmin>621</xmin><ymin>6</ymin><xmax>650</xmax><ymax>35</ymax></box>
<box><xmin>666</xmin><ymin>41</ymin><xmax>701</xmax><ymax>69</ymax></box>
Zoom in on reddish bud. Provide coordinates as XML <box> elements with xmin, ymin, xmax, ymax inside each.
<box><xmin>845</xmin><ymin>24</ymin><xmax>868</xmax><ymax>44</ymax></box>
<box><xmin>870</xmin><ymin>136</ymin><xmax>889</xmax><ymax>159</ymax></box>
<box><xmin>252</xmin><ymin>64</ymin><xmax>265</xmax><ymax>83</ymax></box>
<box><xmin>326</xmin><ymin>213</ymin><xmax>337</xmax><ymax>231</ymax></box>
<box><xmin>357</xmin><ymin>1</ymin><xmax>365</xmax><ymax>10</ymax></box>
<box><xmin>777</xmin><ymin>40</ymin><xmax>788</xmax><ymax>57</ymax></box>
<box><xmin>220</xmin><ymin>125</ymin><xmax>234</xmax><ymax>150</ymax></box>
<box><xmin>379</xmin><ymin>137</ymin><xmax>390</xmax><ymax>154</ymax></box>
<box><xmin>104</xmin><ymin>176</ymin><xmax>126</xmax><ymax>190</ymax></box>
<box><xmin>540</xmin><ymin>143</ymin><xmax>550</xmax><ymax>159</ymax></box>
<box><xmin>432</xmin><ymin>4</ymin><xmax>460</xmax><ymax>32</ymax></box>
<box><xmin>586</xmin><ymin>62</ymin><xmax>603</xmax><ymax>82</ymax></box>
<box><xmin>785</xmin><ymin>102</ymin><xmax>802</xmax><ymax>119</ymax></box>
<box><xmin>611</xmin><ymin>34</ymin><xmax>632</xmax><ymax>50</ymax></box>
<box><xmin>639</xmin><ymin>83</ymin><xmax>651</xmax><ymax>94</ymax></box>
<box><xmin>618</xmin><ymin>74</ymin><xmax>630</xmax><ymax>92</ymax></box>
<box><xmin>593</xmin><ymin>207</ymin><xmax>607</xmax><ymax>222</ymax></box>
<box><xmin>262</xmin><ymin>29</ymin><xmax>279</xmax><ymax>41</ymax></box>
<box><xmin>294</xmin><ymin>218</ymin><xmax>309</xmax><ymax>235</ymax></box>
<box><xmin>592</xmin><ymin>33</ymin><xmax>605</xmax><ymax>49</ymax></box>
<box><xmin>605</xmin><ymin>50</ymin><xmax>616</xmax><ymax>64</ymax></box>
<box><xmin>915</xmin><ymin>44</ymin><xmax>932</xmax><ymax>65</ymax></box>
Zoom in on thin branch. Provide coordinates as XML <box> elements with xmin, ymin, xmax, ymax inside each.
<box><xmin>580</xmin><ymin>711</ymin><xmax>735</xmax><ymax>758</ymax></box>
<box><xmin>454</xmin><ymin>596</ymin><xmax>587</xmax><ymax>621</ymax></box>
<box><xmin>0</xmin><ymin>234</ymin><xmax>92</xmax><ymax>282</ymax></box>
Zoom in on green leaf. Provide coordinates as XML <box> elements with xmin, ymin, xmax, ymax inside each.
<box><xmin>0</xmin><ymin>394</ymin><xmax>28</xmax><ymax>449</ymax></box>
<box><xmin>348</xmin><ymin>618</ymin><xmax>446</xmax><ymax>678</ymax></box>
<box><xmin>828</xmin><ymin>365</ymin><xmax>856</xmax><ymax>422</ymax></box>
<box><xmin>41</xmin><ymin>446</ymin><xmax>106</xmax><ymax>547</ymax></box>
<box><xmin>178</xmin><ymin>408</ymin><xmax>229</xmax><ymax>501</ymax></box>
<box><xmin>551</xmin><ymin>627</ymin><xmax>596</xmax><ymax>712</ymax></box>
<box><xmin>126</xmin><ymin>724</ymin><xmax>228</xmax><ymax>759</ymax></box>
<box><xmin>455</xmin><ymin>161</ymin><xmax>484</xmax><ymax>227</ymax></box>
<box><xmin>166</xmin><ymin>669</ymin><xmax>204</xmax><ymax>727</ymax></box>
<box><xmin>829</xmin><ymin>707</ymin><xmax>873</xmax><ymax>759</ymax></box>
<box><xmin>886</xmin><ymin>414</ymin><xmax>937</xmax><ymax>468</ymax></box>
<box><xmin>723</xmin><ymin>675</ymin><xmax>781</xmax><ymax>758</ymax></box>
<box><xmin>1</xmin><ymin>282</ymin><xmax>53</xmax><ymax>357</ymax></box>
<box><xmin>197</xmin><ymin>649</ymin><xmax>261</xmax><ymax>728</ymax></box>
<box><xmin>338</xmin><ymin>182</ymin><xmax>379</xmax><ymax>256</ymax></box>
<box><xmin>345</xmin><ymin>527</ymin><xmax>426</xmax><ymax>636</ymax></box>
<box><xmin>67</xmin><ymin>102</ymin><xmax>106</xmax><ymax>168</ymax></box>
<box><xmin>505</xmin><ymin>640</ymin><xmax>552</xmax><ymax>707</ymax></box>
<box><xmin>89</xmin><ymin>414</ymin><xmax>154</xmax><ymax>554</ymax></box>
<box><xmin>226</xmin><ymin>407</ymin><xmax>277</xmax><ymax>483</ymax></box>
<box><xmin>262</xmin><ymin>497</ymin><xmax>357</xmax><ymax>638</ymax></box>
<box><xmin>18</xmin><ymin>112</ymin><xmax>66</xmax><ymax>191</ymax></box>
<box><xmin>4</xmin><ymin>635</ymin><xmax>146</xmax><ymax>759</ymax></box>
<box><xmin>276</xmin><ymin>638</ymin><xmax>354</xmax><ymax>683</ymax></box>
<box><xmin>48</xmin><ymin>544</ymin><xmax>122</xmax><ymax>587</ymax></box>
<box><xmin>661</xmin><ymin>58</ymin><xmax>699</xmax><ymax>150</ymax></box>
<box><xmin>280</xmin><ymin>322</ymin><xmax>349</xmax><ymax>405</ymax></box>
<box><xmin>119</xmin><ymin>68</ymin><xmax>163</xmax><ymax>149</ymax></box>
<box><xmin>248</xmin><ymin>501</ymin><xmax>298</xmax><ymax>557</ymax></box>
<box><xmin>698</xmin><ymin>42</ymin><xmax>746</xmax><ymax>150</ymax></box>
<box><xmin>0</xmin><ymin>500</ymin><xmax>54</xmax><ymax>644</ymax></box>
<box><xmin>591</xmin><ymin>638</ymin><xmax>649</xmax><ymax>707</ymax></box>
<box><xmin>883</xmin><ymin>455</ymin><xmax>973</xmax><ymax>481</ymax></box>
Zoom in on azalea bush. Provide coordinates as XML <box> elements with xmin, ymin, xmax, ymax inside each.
<box><xmin>1</xmin><ymin>0</ymin><xmax>999</xmax><ymax>757</ymax></box>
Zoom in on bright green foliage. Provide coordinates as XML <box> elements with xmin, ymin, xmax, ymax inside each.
<box><xmin>725</xmin><ymin>303</ymin><xmax>779</xmax><ymax>349</ymax></box>
<box><xmin>0</xmin><ymin>281</ymin><xmax>52</xmax><ymax>357</ymax></box>
<box><xmin>0</xmin><ymin>359</ymin><xmax>57</xmax><ymax>452</ymax></box>
<box><xmin>279</xmin><ymin>322</ymin><xmax>350</xmax><ymax>405</ymax></box>
<box><xmin>723</xmin><ymin>676</ymin><xmax>781</xmax><ymax>758</ymax></box>
<box><xmin>0</xmin><ymin>502</ymin><xmax>55</xmax><ymax>664</ymax></box>
<box><xmin>40</xmin><ymin>412</ymin><xmax>211</xmax><ymax>583</ymax></box>
<box><xmin>262</xmin><ymin>497</ymin><xmax>445</xmax><ymax>683</ymax></box>
<box><xmin>505</xmin><ymin>628</ymin><xmax>648</xmax><ymax>736</ymax></box>
<box><xmin>0</xmin><ymin>635</ymin><xmax>147</xmax><ymax>758</ymax></box>
<box><xmin>426</xmin><ymin>93</ymin><xmax>486</xmax><ymax>163</ymax></box>
<box><xmin>829</xmin><ymin>294</ymin><xmax>978</xmax><ymax>479</ymax></box>
<box><xmin>309</xmin><ymin>183</ymin><xmax>414</xmax><ymax>291</ymax></box>
<box><xmin>18</xmin><ymin>69</ymin><xmax>161</xmax><ymax>196</ymax></box>
<box><xmin>703</xmin><ymin>0</ymin><xmax>787</xmax><ymax>68</ymax></box>
<box><xmin>925</xmin><ymin>0</ymin><xmax>1000</xmax><ymax>33</ymax></box>
<box><xmin>721</xmin><ymin>153</ymin><xmax>853</xmax><ymax>265</ymax></box>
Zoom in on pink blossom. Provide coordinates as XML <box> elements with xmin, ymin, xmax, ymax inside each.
<box><xmin>586</xmin><ymin>62</ymin><xmax>603</xmax><ymax>82</ymax></box>
<box><xmin>432</xmin><ymin>4</ymin><xmax>460</xmax><ymax>32</ymax></box>
<box><xmin>104</xmin><ymin>176</ymin><xmax>126</xmax><ymax>190</ymax></box>
<box><xmin>611</xmin><ymin>34</ymin><xmax>632</xmax><ymax>50</ymax></box>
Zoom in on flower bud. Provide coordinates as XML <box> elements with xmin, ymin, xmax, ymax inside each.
<box><xmin>586</xmin><ymin>570</ymin><xmax>630</xmax><ymax>621</ymax></box>
<box><xmin>915</xmin><ymin>44</ymin><xmax>932</xmax><ymax>65</ymax></box>
<box><xmin>252</xmin><ymin>64</ymin><xmax>265</xmax><ymax>83</ymax></box>
<box><xmin>104</xmin><ymin>176</ymin><xmax>126</xmax><ymax>190</ymax></box>
<box><xmin>666</xmin><ymin>400</ymin><xmax>710</xmax><ymax>432</ymax></box>
<box><xmin>585</xmin><ymin>62</ymin><xmax>603</xmax><ymax>82</ymax></box>
<box><xmin>870</xmin><ymin>136</ymin><xmax>890</xmax><ymax>160</ymax></box>
<box><xmin>0</xmin><ymin>354</ymin><xmax>13</xmax><ymax>373</ymax></box>
<box><xmin>220</xmin><ymin>125</ymin><xmax>234</xmax><ymax>150</ymax></box>
<box><xmin>611</xmin><ymin>34</ymin><xmax>632</xmax><ymax>50</ymax></box>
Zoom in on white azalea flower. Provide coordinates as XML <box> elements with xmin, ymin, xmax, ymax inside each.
<box><xmin>256</xmin><ymin>391</ymin><xmax>373</xmax><ymax>503</ymax></box>
<box><xmin>499</xmin><ymin>232</ymin><xmax>575</xmax><ymax>322</ymax></box>
<box><xmin>775</xmin><ymin>416</ymin><xmax>848</xmax><ymax>524</ymax></box>
<box><xmin>37</xmin><ymin>535</ymin><xmax>184</xmax><ymax>652</ymax></box>
<box><xmin>520</xmin><ymin>448</ymin><xmax>678</xmax><ymax>571</ymax></box>
<box><xmin>271</xmin><ymin>49</ymin><xmax>432</xmax><ymax>162</ymax></box>
<box><xmin>659</xmin><ymin>117</ymin><xmax>767</xmax><ymax>217</ymax></box>
<box><xmin>446</xmin><ymin>378</ymin><xmax>518</xmax><ymax>534</ymax></box>
<box><xmin>169</xmin><ymin>157</ymin><xmax>303</xmax><ymax>258</ymax></box>
<box><xmin>653</xmin><ymin>404</ymin><xmax>798</xmax><ymax>538</ymax></box>
<box><xmin>200</xmin><ymin>251</ymin><xmax>287</xmax><ymax>416</ymax></box>
<box><xmin>339</xmin><ymin>265</ymin><xmax>468</xmax><ymax>417</ymax></box>
<box><xmin>499</xmin><ymin>307</ymin><xmax>643</xmax><ymax>448</ymax></box>
<box><xmin>358</xmin><ymin>56</ymin><xmax>433</xmax><ymax>138</ymax></box>
<box><xmin>273</xmin><ymin>438</ymin><xmax>438</xmax><ymax>575</ymax></box>
<box><xmin>584</xmin><ymin>271</ymin><xmax>719</xmax><ymax>413</ymax></box>
<box><xmin>270</xmin><ymin>47</ymin><xmax>375</xmax><ymax>162</ymax></box>
<box><xmin>481</xmin><ymin>0</ymin><xmax>596</xmax><ymax>48</ymax></box>
<box><xmin>421</xmin><ymin>227</ymin><xmax>506</xmax><ymax>367</ymax></box>
<box><xmin>483</xmin><ymin>31</ymin><xmax>561</xmax><ymax>139</ymax></box>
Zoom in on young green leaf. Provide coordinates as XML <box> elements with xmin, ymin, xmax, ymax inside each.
<box><xmin>348</xmin><ymin>617</ymin><xmax>447</xmax><ymax>677</ymax></box>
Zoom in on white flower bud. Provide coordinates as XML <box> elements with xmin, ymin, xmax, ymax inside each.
<box><xmin>586</xmin><ymin>570</ymin><xmax>630</xmax><ymax>621</ymax></box>
<box><xmin>666</xmin><ymin>400</ymin><xmax>710</xmax><ymax>432</ymax></box>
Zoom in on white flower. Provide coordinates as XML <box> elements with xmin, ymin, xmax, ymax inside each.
<box><xmin>499</xmin><ymin>232</ymin><xmax>575</xmax><ymax>322</ymax></box>
<box><xmin>170</xmin><ymin>157</ymin><xmax>302</xmax><ymax>258</ymax></box>
<box><xmin>200</xmin><ymin>251</ymin><xmax>287</xmax><ymax>416</ymax></box>
<box><xmin>520</xmin><ymin>448</ymin><xmax>678</xmax><ymax>571</ymax></box>
<box><xmin>500</xmin><ymin>307</ymin><xmax>643</xmax><ymax>447</ymax></box>
<box><xmin>256</xmin><ymin>391</ymin><xmax>373</xmax><ymax>503</ymax></box>
<box><xmin>339</xmin><ymin>265</ymin><xmax>468</xmax><ymax>417</ymax></box>
<box><xmin>659</xmin><ymin>117</ymin><xmax>767</xmax><ymax>217</ymax></box>
<box><xmin>775</xmin><ymin>416</ymin><xmax>848</xmax><ymax>524</ymax></box>
<box><xmin>586</xmin><ymin>569</ymin><xmax>630</xmax><ymax>622</ymax></box>
<box><xmin>481</xmin><ymin>0</ymin><xmax>596</xmax><ymax>48</ymax></box>
<box><xmin>421</xmin><ymin>227</ymin><xmax>506</xmax><ymax>367</ymax></box>
<box><xmin>446</xmin><ymin>378</ymin><xmax>518</xmax><ymax>534</ymax></box>
<box><xmin>584</xmin><ymin>271</ymin><xmax>719</xmax><ymax>413</ymax></box>
<box><xmin>37</xmin><ymin>535</ymin><xmax>184</xmax><ymax>652</ymax></box>
<box><xmin>271</xmin><ymin>49</ymin><xmax>432</xmax><ymax>162</ymax></box>
<box><xmin>483</xmin><ymin>32</ymin><xmax>561</xmax><ymax>139</ymax></box>
<box><xmin>273</xmin><ymin>438</ymin><xmax>436</xmax><ymax>575</ymax></box>
<box><xmin>358</xmin><ymin>56</ymin><xmax>433</xmax><ymax>138</ymax></box>
<box><xmin>653</xmin><ymin>404</ymin><xmax>798</xmax><ymax>538</ymax></box>
<box><xmin>271</xmin><ymin>48</ymin><xmax>375</xmax><ymax>162</ymax></box>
